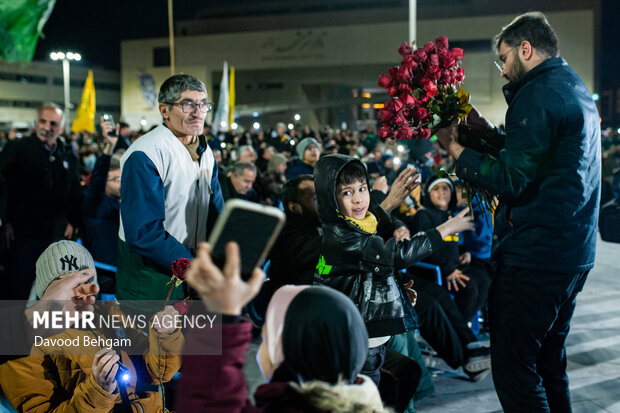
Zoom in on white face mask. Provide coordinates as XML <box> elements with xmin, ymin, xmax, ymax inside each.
<box><xmin>83</xmin><ymin>154</ymin><xmax>97</xmax><ymax>171</ymax></box>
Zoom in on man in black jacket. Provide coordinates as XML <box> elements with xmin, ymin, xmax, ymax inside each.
<box><xmin>437</xmin><ymin>12</ymin><xmax>601</xmax><ymax>412</ymax></box>
<box><xmin>0</xmin><ymin>103</ymin><xmax>82</xmax><ymax>299</ymax></box>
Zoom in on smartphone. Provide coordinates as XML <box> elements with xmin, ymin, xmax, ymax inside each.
<box><xmin>406</xmin><ymin>164</ymin><xmax>422</xmax><ymax>183</ymax></box>
<box><xmin>208</xmin><ymin>199</ymin><xmax>286</xmax><ymax>279</ymax></box>
<box><xmin>102</xmin><ymin>113</ymin><xmax>117</xmax><ymax>136</ymax></box>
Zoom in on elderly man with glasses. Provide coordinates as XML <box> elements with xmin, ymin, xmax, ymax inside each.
<box><xmin>117</xmin><ymin>74</ymin><xmax>224</xmax><ymax>300</ymax></box>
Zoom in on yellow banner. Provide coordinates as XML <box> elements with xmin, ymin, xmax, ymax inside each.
<box><xmin>228</xmin><ymin>66</ymin><xmax>235</xmax><ymax>128</ymax></box>
<box><xmin>71</xmin><ymin>70</ymin><xmax>96</xmax><ymax>133</ymax></box>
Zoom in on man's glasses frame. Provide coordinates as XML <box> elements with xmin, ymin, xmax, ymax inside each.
<box><xmin>165</xmin><ymin>100</ymin><xmax>214</xmax><ymax>113</ymax></box>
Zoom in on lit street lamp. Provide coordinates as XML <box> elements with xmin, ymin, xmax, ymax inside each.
<box><xmin>50</xmin><ymin>51</ymin><xmax>82</xmax><ymax>127</ymax></box>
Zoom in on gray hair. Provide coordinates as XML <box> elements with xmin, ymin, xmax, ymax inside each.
<box><xmin>232</xmin><ymin>161</ymin><xmax>257</xmax><ymax>176</ymax></box>
<box><xmin>158</xmin><ymin>74</ymin><xmax>207</xmax><ymax>107</ymax></box>
<box><xmin>38</xmin><ymin>102</ymin><xmax>65</xmax><ymax>127</ymax></box>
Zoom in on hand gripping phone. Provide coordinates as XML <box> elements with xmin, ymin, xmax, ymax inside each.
<box><xmin>208</xmin><ymin>199</ymin><xmax>286</xmax><ymax>280</ymax></box>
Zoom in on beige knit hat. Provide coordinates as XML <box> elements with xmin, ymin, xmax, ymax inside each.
<box><xmin>35</xmin><ymin>241</ymin><xmax>97</xmax><ymax>298</ymax></box>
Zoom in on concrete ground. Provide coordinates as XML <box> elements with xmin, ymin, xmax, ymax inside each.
<box><xmin>243</xmin><ymin>236</ymin><xmax>620</xmax><ymax>412</ymax></box>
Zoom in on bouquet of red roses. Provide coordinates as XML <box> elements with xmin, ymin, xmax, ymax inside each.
<box><xmin>377</xmin><ymin>36</ymin><xmax>472</xmax><ymax>141</ymax></box>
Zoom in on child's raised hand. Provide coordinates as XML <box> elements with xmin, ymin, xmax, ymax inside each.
<box><xmin>436</xmin><ymin>207</ymin><xmax>474</xmax><ymax>239</ymax></box>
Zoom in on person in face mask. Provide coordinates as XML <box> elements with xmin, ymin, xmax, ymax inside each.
<box><xmin>178</xmin><ymin>241</ymin><xmax>388</xmax><ymax>413</ymax></box>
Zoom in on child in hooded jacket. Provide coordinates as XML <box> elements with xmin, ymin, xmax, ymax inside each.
<box><xmin>313</xmin><ymin>154</ymin><xmax>474</xmax><ymax>385</ymax></box>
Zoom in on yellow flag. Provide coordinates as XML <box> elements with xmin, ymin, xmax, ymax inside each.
<box><xmin>71</xmin><ymin>70</ymin><xmax>96</xmax><ymax>133</ymax></box>
<box><xmin>228</xmin><ymin>66</ymin><xmax>235</xmax><ymax>128</ymax></box>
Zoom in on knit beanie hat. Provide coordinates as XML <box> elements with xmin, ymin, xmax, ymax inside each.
<box><xmin>35</xmin><ymin>241</ymin><xmax>97</xmax><ymax>298</ymax></box>
<box><xmin>296</xmin><ymin>138</ymin><xmax>321</xmax><ymax>160</ymax></box>
<box><xmin>267</xmin><ymin>153</ymin><xmax>288</xmax><ymax>173</ymax></box>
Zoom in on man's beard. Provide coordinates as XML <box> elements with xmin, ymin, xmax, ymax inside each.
<box><xmin>508</xmin><ymin>58</ymin><xmax>527</xmax><ymax>82</ymax></box>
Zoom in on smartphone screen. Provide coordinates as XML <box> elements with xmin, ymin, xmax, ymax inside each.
<box><xmin>209</xmin><ymin>201</ymin><xmax>285</xmax><ymax>279</ymax></box>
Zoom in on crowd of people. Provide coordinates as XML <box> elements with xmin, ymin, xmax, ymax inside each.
<box><xmin>0</xmin><ymin>11</ymin><xmax>609</xmax><ymax>413</ymax></box>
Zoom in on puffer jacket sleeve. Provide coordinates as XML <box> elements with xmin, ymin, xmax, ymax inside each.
<box><xmin>0</xmin><ymin>355</ymin><xmax>117</xmax><ymax>413</ymax></box>
<box><xmin>392</xmin><ymin>228</ymin><xmax>443</xmax><ymax>270</ymax></box>
<box><xmin>143</xmin><ymin>324</ymin><xmax>184</xmax><ymax>384</ymax></box>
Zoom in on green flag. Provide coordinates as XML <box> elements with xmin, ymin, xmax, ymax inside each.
<box><xmin>0</xmin><ymin>0</ymin><xmax>56</xmax><ymax>62</ymax></box>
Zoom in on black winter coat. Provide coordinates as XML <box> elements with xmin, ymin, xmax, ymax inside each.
<box><xmin>0</xmin><ymin>135</ymin><xmax>81</xmax><ymax>236</ymax></box>
<box><xmin>456</xmin><ymin>57</ymin><xmax>601</xmax><ymax>272</ymax></box>
<box><xmin>313</xmin><ymin>155</ymin><xmax>442</xmax><ymax>337</ymax></box>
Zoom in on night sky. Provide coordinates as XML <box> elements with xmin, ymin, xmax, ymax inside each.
<box><xmin>34</xmin><ymin>0</ymin><xmax>620</xmax><ymax>90</ymax></box>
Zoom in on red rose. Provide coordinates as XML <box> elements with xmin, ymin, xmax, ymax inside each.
<box><xmin>398</xmin><ymin>83</ymin><xmax>413</xmax><ymax>94</ymax></box>
<box><xmin>396</xmin><ymin>125</ymin><xmax>414</xmax><ymax>140</ymax></box>
<box><xmin>440</xmin><ymin>69</ymin><xmax>452</xmax><ymax>84</ymax></box>
<box><xmin>377</xmin><ymin>109</ymin><xmax>392</xmax><ymax>123</ymax></box>
<box><xmin>386</xmin><ymin>98</ymin><xmax>404</xmax><ymax>113</ymax></box>
<box><xmin>399</xmin><ymin>93</ymin><xmax>416</xmax><ymax>105</ymax></box>
<box><xmin>427</xmin><ymin>65</ymin><xmax>441</xmax><ymax>81</ymax></box>
<box><xmin>435</xmin><ymin>36</ymin><xmax>449</xmax><ymax>50</ymax></box>
<box><xmin>423</xmin><ymin>41</ymin><xmax>435</xmax><ymax>52</ymax></box>
<box><xmin>455</xmin><ymin>67</ymin><xmax>465</xmax><ymax>82</ymax></box>
<box><xmin>452</xmin><ymin>47</ymin><xmax>464</xmax><ymax>61</ymax></box>
<box><xmin>378</xmin><ymin>126</ymin><xmax>393</xmax><ymax>139</ymax></box>
<box><xmin>393</xmin><ymin>112</ymin><xmax>407</xmax><ymax>124</ymax></box>
<box><xmin>378</xmin><ymin>74</ymin><xmax>393</xmax><ymax>89</ymax></box>
<box><xmin>397</xmin><ymin>65</ymin><xmax>412</xmax><ymax>82</ymax></box>
<box><xmin>440</xmin><ymin>53</ymin><xmax>456</xmax><ymax>68</ymax></box>
<box><xmin>398</xmin><ymin>42</ymin><xmax>414</xmax><ymax>56</ymax></box>
<box><xmin>423</xmin><ymin>80</ymin><xmax>438</xmax><ymax>98</ymax></box>
<box><xmin>429</xmin><ymin>54</ymin><xmax>439</xmax><ymax>67</ymax></box>
<box><xmin>171</xmin><ymin>258</ymin><xmax>191</xmax><ymax>281</ymax></box>
<box><xmin>388</xmin><ymin>66</ymin><xmax>398</xmax><ymax>78</ymax></box>
<box><xmin>173</xmin><ymin>300</ymin><xmax>191</xmax><ymax>315</ymax></box>
<box><xmin>401</xmin><ymin>55</ymin><xmax>418</xmax><ymax>70</ymax></box>
<box><xmin>413</xmin><ymin>49</ymin><xmax>427</xmax><ymax>62</ymax></box>
<box><xmin>388</xmin><ymin>86</ymin><xmax>399</xmax><ymax>97</ymax></box>
<box><xmin>420</xmin><ymin>128</ymin><xmax>432</xmax><ymax>139</ymax></box>
<box><xmin>415</xmin><ymin>107</ymin><xmax>429</xmax><ymax>122</ymax></box>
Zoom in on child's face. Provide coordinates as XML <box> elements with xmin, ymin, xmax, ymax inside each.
<box><xmin>337</xmin><ymin>179</ymin><xmax>370</xmax><ymax>220</ymax></box>
<box><xmin>429</xmin><ymin>182</ymin><xmax>452</xmax><ymax>211</ymax></box>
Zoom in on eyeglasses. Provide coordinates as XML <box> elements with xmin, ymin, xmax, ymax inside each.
<box><xmin>493</xmin><ymin>46</ymin><xmax>518</xmax><ymax>73</ymax></box>
<box><xmin>165</xmin><ymin>101</ymin><xmax>214</xmax><ymax>113</ymax></box>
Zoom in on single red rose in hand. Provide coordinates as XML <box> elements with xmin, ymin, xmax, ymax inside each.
<box><xmin>435</xmin><ymin>36</ymin><xmax>449</xmax><ymax>50</ymax></box>
<box><xmin>378</xmin><ymin>126</ymin><xmax>393</xmax><ymax>139</ymax></box>
<box><xmin>171</xmin><ymin>258</ymin><xmax>191</xmax><ymax>281</ymax></box>
<box><xmin>452</xmin><ymin>48</ymin><xmax>465</xmax><ymax>61</ymax></box>
<box><xmin>398</xmin><ymin>42</ymin><xmax>414</xmax><ymax>56</ymax></box>
<box><xmin>173</xmin><ymin>300</ymin><xmax>191</xmax><ymax>315</ymax></box>
<box><xmin>378</xmin><ymin>74</ymin><xmax>393</xmax><ymax>89</ymax></box>
<box><xmin>396</xmin><ymin>125</ymin><xmax>414</xmax><ymax>140</ymax></box>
